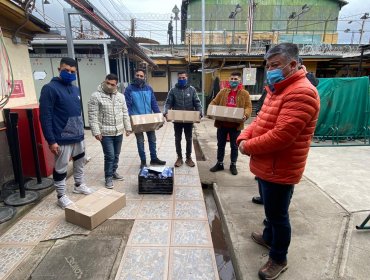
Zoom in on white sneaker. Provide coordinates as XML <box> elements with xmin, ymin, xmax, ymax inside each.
<box><xmin>57</xmin><ymin>195</ymin><xmax>73</xmax><ymax>209</ymax></box>
<box><xmin>73</xmin><ymin>183</ymin><xmax>93</xmax><ymax>195</ymax></box>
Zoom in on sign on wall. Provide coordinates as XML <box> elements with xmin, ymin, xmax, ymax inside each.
<box><xmin>9</xmin><ymin>80</ymin><xmax>25</xmax><ymax>98</ymax></box>
<box><xmin>242</xmin><ymin>68</ymin><xmax>256</xmax><ymax>85</ymax></box>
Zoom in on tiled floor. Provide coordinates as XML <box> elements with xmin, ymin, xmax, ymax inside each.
<box><xmin>0</xmin><ymin>122</ymin><xmax>218</xmax><ymax>280</ymax></box>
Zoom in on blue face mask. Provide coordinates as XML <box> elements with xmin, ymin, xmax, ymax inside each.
<box><xmin>60</xmin><ymin>70</ymin><xmax>76</xmax><ymax>84</ymax></box>
<box><xmin>229</xmin><ymin>81</ymin><xmax>239</xmax><ymax>88</ymax></box>
<box><xmin>266</xmin><ymin>63</ymin><xmax>290</xmax><ymax>85</ymax></box>
<box><xmin>178</xmin><ymin>79</ymin><xmax>187</xmax><ymax>87</ymax></box>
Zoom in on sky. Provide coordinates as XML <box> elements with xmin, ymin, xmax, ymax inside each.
<box><xmin>34</xmin><ymin>0</ymin><xmax>369</xmax><ymax>45</ymax></box>
<box><xmin>122</xmin><ymin>0</ymin><xmax>182</xmax><ymax>14</ymax></box>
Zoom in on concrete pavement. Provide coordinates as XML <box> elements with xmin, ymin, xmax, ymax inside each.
<box><xmin>0</xmin><ymin>122</ymin><xmax>218</xmax><ymax>280</ymax></box>
<box><xmin>194</xmin><ymin>118</ymin><xmax>370</xmax><ymax>280</ymax></box>
<box><xmin>1</xmin><ymin>117</ymin><xmax>369</xmax><ymax>280</ymax></box>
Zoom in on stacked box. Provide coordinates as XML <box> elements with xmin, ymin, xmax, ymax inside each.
<box><xmin>138</xmin><ymin>167</ymin><xmax>174</xmax><ymax>194</ymax></box>
<box><xmin>207</xmin><ymin>105</ymin><xmax>244</xmax><ymax>123</ymax></box>
<box><xmin>167</xmin><ymin>110</ymin><xmax>200</xmax><ymax>123</ymax></box>
<box><xmin>130</xmin><ymin>113</ymin><xmax>165</xmax><ymax>133</ymax></box>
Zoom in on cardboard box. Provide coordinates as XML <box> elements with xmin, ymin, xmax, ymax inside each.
<box><xmin>167</xmin><ymin>110</ymin><xmax>200</xmax><ymax>123</ymax></box>
<box><xmin>65</xmin><ymin>189</ymin><xmax>126</xmax><ymax>230</ymax></box>
<box><xmin>207</xmin><ymin>105</ymin><xmax>244</xmax><ymax>123</ymax></box>
<box><xmin>130</xmin><ymin>113</ymin><xmax>165</xmax><ymax>133</ymax></box>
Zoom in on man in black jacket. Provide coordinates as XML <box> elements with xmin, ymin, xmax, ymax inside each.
<box><xmin>164</xmin><ymin>71</ymin><xmax>202</xmax><ymax>167</ymax></box>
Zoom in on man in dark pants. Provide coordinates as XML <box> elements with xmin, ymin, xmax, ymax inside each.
<box><xmin>124</xmin><ymin>68</ymin><xmax>166</xmax><ymax>169</ymax></box>
<box><xmin>164</xmin><ymin>71</ymin><xmax>202</xmax><ymax>167</ymax></box>
<box><xmin>237</xmin><ymin>43</ymin><xmax>320</xmax><ymax>280</ymax></box>
<box><xmin>252</xmin><ymin>58</ymin><xmax>319</xmax><ymax>205</ymax></box>
<box><xmin>209</xmin><ymin>72</ymin><xmax>252</xmax><ymax>175</ymax></box>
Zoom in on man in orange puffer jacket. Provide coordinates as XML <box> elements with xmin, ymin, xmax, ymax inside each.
<box><xmin>237</xmin><ymin>43</ymin><xmax>320</xmax><ymax>280</ymax></box>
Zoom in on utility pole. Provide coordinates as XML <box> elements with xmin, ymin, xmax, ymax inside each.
<box><xmin>201</xmin><ymin>0</ymin><xmax>205</xmax><ymax>116</ymax></box>
<box><xmin>130</xmin><ymin>18</ymin><xmax>136</xmax><ymax>37</ymax></box>
<box><xmin>359</xmin><ymin>13</ymin><xmax>369</xmax><ymax>45</ymax></box>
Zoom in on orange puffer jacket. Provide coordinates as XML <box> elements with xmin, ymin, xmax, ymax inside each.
<box><xmin>236</xmin><ymin>69</ymin><xmax>320</xmax><ymax>185</ymax></box>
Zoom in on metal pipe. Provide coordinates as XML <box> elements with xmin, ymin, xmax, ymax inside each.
<box><xmin>31</xmin><ymin>39</ymin><xmax>115</xmax><ymax>45</ymax></box>
<box><xmin>118</xmin><ymin>52</ymin><xmax>124</xmax><ymax>85</ymax></box>
<box><xmin>127</xmin><ymin>54</ymin><xmax>131</xmax><ymax>83</ymax></box>
<box><xmin>122</xmin><ymin>53</ymin><xmax>128</xmax><ymax>83</ymax></box>
<box><xmin>26</xmin><ymin>109</ymin><xmax>42</xmax><ymax>184</ymax></box>
<box><xmin>64</xmin><ymin>8</ymin><xmax>77</xmax><ymax>59</ymax></box>
<box><xmin>9</xmin><ymin>113</ymin><xmax>25</xmax><ymax>198</ymax></box>
<box><xmin>201</xmin><ymin>0</ymin><xmax>205</xmax><ymax>116</ymax></box>
<box><xmin>103</xmin><ymin>42</ymin><xmax>110</xmax><ymax>74</ymax></box>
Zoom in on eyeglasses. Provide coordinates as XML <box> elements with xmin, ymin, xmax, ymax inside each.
<box><xmin>135</xmin><ymin>74</ymin><xmax>144</xmax><ymax>78</ymax></box>
<box><xmin>230</xmin><ymin>78</ymin><xmax>239</xmax><ymax>81</ymax></box>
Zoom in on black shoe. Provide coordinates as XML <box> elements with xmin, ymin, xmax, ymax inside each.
<box><xmin>252</xmin><ymin>196</ymin><xmax>263</xmax><ymax>205</ymax></box>
<box><xmin>140</xmin><ymin>161</ymin><xmax>147</xmax><ymax>169</ymax></box>
<box><xmin>210</xmin><ymin>162</ymin><xmax>224</xmax><ymax>172</ymax></box>
<box><xmin>263</xmin><ymin>218</ymin><xmax>268</xmax><ymax>227</ymax></box>
<box><xmin>150</xmin><ymin>158</ymin><xmax>166</xmax><ymax>165</ymax></box>
<box><xmin>230</xmin><ymin>164</ymin><xmax>238</xmax><ymax>175</ymax></box>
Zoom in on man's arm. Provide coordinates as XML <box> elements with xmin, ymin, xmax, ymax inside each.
<box><xmin>192</xmin><ymin>87</ymin><xmax>203</xmax><ymax>116</ymax></box>
<box><xmin>121</xmin><ymin>94</ymin><xmax>132</xmax><ymax>134</ymax></box>
<box><xmin>39</xmin><ymin>85</ymin><xmax>56</xmax><ymax>145</ymax></box>
<box><xmin>209</xmin><ymin>90</ymin><xmax>222</xmax><ymax>106</ymax></box>
<box><xmin>87</xmin><ymin>93</ymin><xmax>101</xmax><ymax>139</ymax></box>
<box><xmin>163</xmin><ymin>88</ymin><xmax>174</xmax><ymax>115</ymax></box>
<box><xmin>243</xmin><ymin>90</ymin><xmax>252</xmax><ymax>120</ymax></box>
<box><xmin>149</xmin><ymin>87</ymin><xmax>161</xmax><ymax>113</ymax></box>
<box><xmin>124</xmin><ymin>87</ymin><xmax>133</xmax><ymax>116</ymax></box>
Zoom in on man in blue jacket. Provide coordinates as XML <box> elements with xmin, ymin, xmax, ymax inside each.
<box><xmin>124</xmin><ymin>68</ymin><xmax>166</xmax><ymax>169</ymax></box>
<box><xmin>39</xmin><ymin>57</ymin><xmax>93</xmax><ymax>209</ymax></box>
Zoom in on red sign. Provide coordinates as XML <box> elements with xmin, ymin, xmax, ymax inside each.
<box><xmin>9</xmin><ymin>80</ymin><xmax>25</xmax><ymax>98</ymax></box>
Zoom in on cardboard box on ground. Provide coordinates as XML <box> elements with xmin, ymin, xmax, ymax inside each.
<box><xmin>166</xmin><ymin>110</ymin><xmax>200</xmax><ymax>123</ymax></box>
<box><xmin>130</xmin><ymin>113</ymin><xmax>165</xmax><ymax>133</ymax></box>
<box><xmin>65</xmin><ymin>189</ymin><xmax>126</xmax><ymax>230</ymax></box>
<box><xmin>206</xmin><ymin>105</ymin><xmax>244</xmax><ymax>123</ymax></box>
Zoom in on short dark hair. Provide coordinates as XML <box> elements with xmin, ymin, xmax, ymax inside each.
<box><xmin>135</xmin><ymin>68</ymin><xmax>146</xmax><ymax>75</ymax></box>
<box><xmin>230</xmin><ymin>72</ymin><xmax>241</xmax><ymax>77</ymax></box>
<box><xmin>105</xmin><ymin>73</ymin><xmax>118</xmax><ymax>82</ymax></box>
<box><xmin>60</xmin><ymin>57</ymin><xmax>77</xmax><ymax>67</ymax></box>
<box><xmin>264</xmin><ymin>43</ymin><xmax>299</xmax><ymax>62</ymax></box>
<box><xmin>178</xmin><ymin>71</ymin><xmax>187</xmax><ymax>76</ymax></box>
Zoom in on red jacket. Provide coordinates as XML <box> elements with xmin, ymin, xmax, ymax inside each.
<box><xmin>236</xmin><ymin>69</ymin><xmax>320</xmax><ymax>184</ymax></box>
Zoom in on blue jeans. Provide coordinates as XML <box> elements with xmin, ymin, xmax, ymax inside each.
<box><xmin>216</xmin><ymin>127</ymin><xmax>241</xmax><ymax>163</ymax></box>
<box><xmin>259</xmin><ymin>178</ymin><xmax>294</xmax><ymax>263</ymax></box>
<box><xmin>101</xmin><ymin>135</ymin><xmax>123</xmax><ymax>178</ymax></box>
<box><xmin>135</xmin><ymin>131</ymin><xmax>157</xmax><ymax>162</ymax></box>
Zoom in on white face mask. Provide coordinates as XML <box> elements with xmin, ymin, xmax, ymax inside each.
<box><xmin>102</xmin><ymin>82</ymin><xmax>116</xmax><ymax>94</ymax></box>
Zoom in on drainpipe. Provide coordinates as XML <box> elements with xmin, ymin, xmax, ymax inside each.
<box><xmin>103</xmin><ymin>42</ymin><xmax>110</xmax><ymax>74</ymax></box>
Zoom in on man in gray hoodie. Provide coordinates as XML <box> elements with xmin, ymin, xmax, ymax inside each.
<box><xmin>164</xmin><ymin>71</ymin><xmax>202</xmax><ymax>167</ymax></box>
<box><xmin>88</xmin><ymin>74</ymin><xmax>132</xmax><ymax>188</ymax></box>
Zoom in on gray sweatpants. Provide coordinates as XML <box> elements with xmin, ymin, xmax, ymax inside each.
<box><xmin>53</xmin><ymin>141</ymin><xmax>85</xmax><ymax>197</ymax></box>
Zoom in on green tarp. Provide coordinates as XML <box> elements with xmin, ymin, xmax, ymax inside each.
<box><xmin>315</xmin><ymin>77</ymin><xmax>370</xmax><ymax>137</ymax></box>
